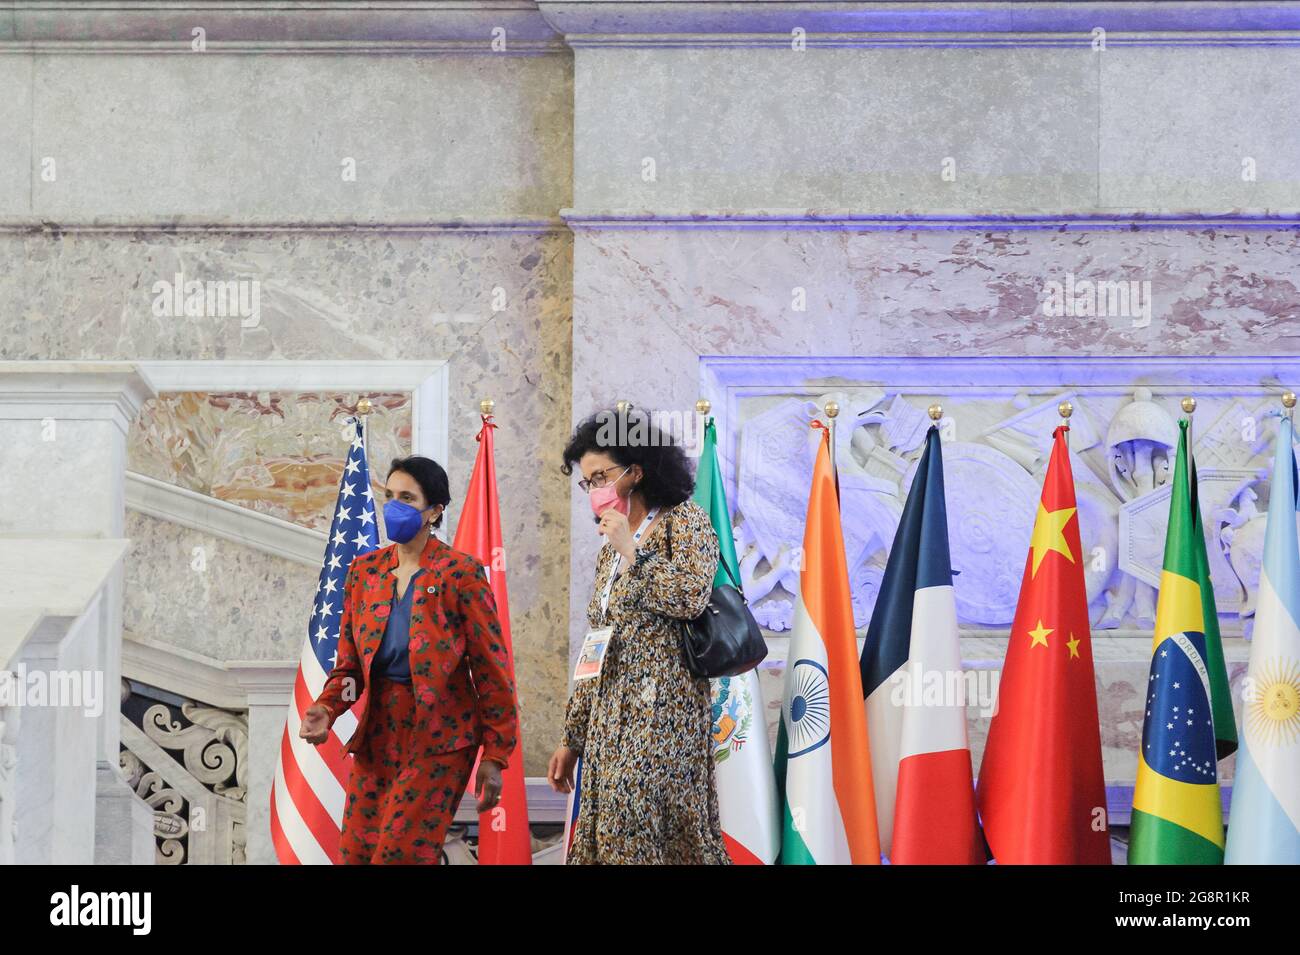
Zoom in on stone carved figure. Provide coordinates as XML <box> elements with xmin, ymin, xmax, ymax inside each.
<box><xmin>726</xmin><ymin>382</ymin><xmax>1277</xmax><ymax>638</ymax></box>
<box><xmin>1096</xmin><ymin>388</ymin><xmax>1178</xmax><ymax>628</ymax></box>
<box><xmin>737</xmin><ymin>391</ymin><xmax>904</xmax><ymax>631</ymax></box>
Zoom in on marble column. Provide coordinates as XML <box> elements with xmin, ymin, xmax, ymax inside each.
<box><xmin>0</xmin><ymin>361</ymin><xmax>158</xmax><ymax>862</ymax></box>
<box><xmin>229</xmin><ymin>662</ymin><xmax>297</xmax><ymax>866</ymax></box>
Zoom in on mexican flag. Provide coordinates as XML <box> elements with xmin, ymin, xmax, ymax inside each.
<box><xmin>1129</xmin><ymin>419</ymin><xmax>1232</xmax><ymax>864</ymax></box>
<box><xmin>692</xmin><ymin>417</ymin><xmax>780</xmax><ymax>865</ymax></box>
<box><xmin>774</xmin><ymin>422</ymin><xmax>881</xmax><ymax>864</ymax></box>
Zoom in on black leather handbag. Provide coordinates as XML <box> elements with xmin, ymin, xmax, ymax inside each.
<box><xmin>682</xmin><ymin>562</ymin><xmax>769</xmax><ymax>679</ymax></box>
<box><xmin>668</xmin><ymin>515</ymin><xmax>768</xmax><ymax>679</ymax></box>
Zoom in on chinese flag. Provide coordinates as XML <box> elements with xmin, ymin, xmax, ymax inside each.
<box><xmin>453</xmin><ymin>413</ymin><xmax>532</xmax><ymax>864</ymax></box>
<box><xmin>975</xmin><ymin>425</ymin><xmax>1111</xmax><ymax>864</ymax></box>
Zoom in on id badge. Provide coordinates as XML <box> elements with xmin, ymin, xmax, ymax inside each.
<box><xmin>574</xmin><ymin>626</ymin><xmax>613</xmax><ymax>682</ymax></box>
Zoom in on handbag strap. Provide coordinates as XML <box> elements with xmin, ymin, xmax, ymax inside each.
<box><xmin>666</xmin><ymin>503</ymin><xmax>746</xmax><ymax>598</ymax></box>
<box><xmin>715</xmin><ymin>554</ymin><xmax>744</xmax><ymax>595</ymax></box>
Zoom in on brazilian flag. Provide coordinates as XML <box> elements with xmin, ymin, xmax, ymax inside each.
<box><xmin>1129</xmin><ymin>420</ymin><xmax>1235</xmax><ymax>864</ymax></box>
<box><xmin>1189</xmin><ymin>447</ymin><xmax>1238</xmax><ymax>760</ymax></box>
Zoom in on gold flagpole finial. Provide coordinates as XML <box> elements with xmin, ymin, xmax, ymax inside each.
<box><xmin>1282</xmin><ymin>390</ymin><xmax>1296</xmax><ymax>412</ymax></box>
<box><xmin>1180</xmin><ymin>396</ymin><xmax>1196</xmax><ymax>497</ymax></box>
<box><xmin>696</xmin><ymin>398</ymin><xmax>711</xmax><ymax>416</ymax></box>
<box><xmin>822</xmin><ymin>401</ymin><xmax>839</xmax><ymax>484</ymax></box>
<box><xmin>928</xmin><ymin>403</ymin><xmax>943</xmax><ymax>422</ymax></box>
<box><xmin>616</xmin><ymin>399</ymin><xmax>632</xmax><ymax>416</ymax></box>
<box><xmin>480</xmin><ymin>398</ymin><xmax>495</xmax><ymax>416</ymax></box>
<box><xmin>356</xmin><ymin>397</ymin><xmax>374</xmax><ymax>416</ymax></box>
<box><xmin>1058</xmin><ymin>400</ymin><xmax>1073</xmax><ymax>421</ymax></box>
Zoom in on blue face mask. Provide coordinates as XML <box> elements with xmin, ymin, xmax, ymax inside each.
<box><xmin>383</xmin><ymin>499</ymin><xmax>428</xmax><ymax>544</ymax></box>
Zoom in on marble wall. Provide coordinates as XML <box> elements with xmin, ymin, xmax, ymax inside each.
<box><xmin>8</xmin><ymin>225</ymin><xmax>575</xmax><ymax>774</ymax></box>
<box><xmin>3</xmin><ymin>18</ymin><xmax>576</xmax><ymax>775</ymax></box>
<box><xmin>6</xmin><ymin>1</ymin><xmax>1300</xmax><ymax>801</ymax></box>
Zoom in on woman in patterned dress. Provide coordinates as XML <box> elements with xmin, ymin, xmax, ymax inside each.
<box><xmin>548</xmin><ymin>408</ymin><xmax>731</xmax><ymax>865</ymax></box>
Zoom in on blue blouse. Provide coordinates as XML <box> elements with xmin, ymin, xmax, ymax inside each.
<box><xmin>372</xmin><ymin>568</ymin><xmax>426</xmax><ymax>683</ymax></box>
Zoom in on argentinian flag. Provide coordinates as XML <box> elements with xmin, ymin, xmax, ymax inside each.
<box><xmin>1226</xmin><ymin>415</ymin><xmax>1300</xmax><ymax>864</ymax></box>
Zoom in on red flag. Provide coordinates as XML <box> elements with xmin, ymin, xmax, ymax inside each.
<box><xmin>975</xmin><ymin>426</ymin><xmax>1110</xmax><ymax>863</ymax></box>
<box><xmin>453</xmin><ymin>414</ymin><xmax>532</xmax><ymax>864</ymax></box>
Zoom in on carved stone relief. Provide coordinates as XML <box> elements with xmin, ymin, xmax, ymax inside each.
<box><xmin>725</xmin><ymin>384</ymin><xmax>1295</xmax><ymax>637</ymax></box>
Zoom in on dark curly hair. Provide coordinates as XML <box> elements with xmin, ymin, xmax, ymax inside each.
<box><xmin>561</xmin><ymin>407</ymin><xmax>696</xmax><ymax>510</ymax></box>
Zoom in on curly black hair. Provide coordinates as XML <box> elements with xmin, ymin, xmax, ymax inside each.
<box><xmin>561</xmin><ymin>407</ymin><xmax>696</xmax><ymax>510</ymax></box>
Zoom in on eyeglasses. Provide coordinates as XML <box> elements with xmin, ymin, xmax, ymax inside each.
<box><xmin>577</xmin><ymin>465</ymin><xmax>630</xmax><ymax>493</ymax></box>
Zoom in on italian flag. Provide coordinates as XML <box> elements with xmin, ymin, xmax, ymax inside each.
<box><xmin>774</xmin><ymin>423</ymin><xmax>881</xmax><ymax>864</ymax></box>
<box><xmin>692</xmin><ymin>418</ymin><xmax>781</xmax><ymax>865</ymax></box>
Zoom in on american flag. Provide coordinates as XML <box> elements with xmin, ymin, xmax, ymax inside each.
<box><xmin>271</xmin><ymin>419</ymin><xmax>379</xmax><ymax>864</ymax></box>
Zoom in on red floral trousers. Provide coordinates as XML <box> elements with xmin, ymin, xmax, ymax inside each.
<box><xmin>338</xmin><ymin>677</ymin><xmax>475</xmax><ymax>865</ymax></box>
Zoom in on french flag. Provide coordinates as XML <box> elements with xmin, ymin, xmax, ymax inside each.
<box><xmin>858</xmin><ymin>425</ymin><xmax>985</xmax><ymax>864</ymax></box>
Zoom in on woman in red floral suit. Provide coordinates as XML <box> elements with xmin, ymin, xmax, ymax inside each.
<box><xmin>301</xmin><ymin>456</ymin><xmax>519</xmax><ymax>865</ymax></box>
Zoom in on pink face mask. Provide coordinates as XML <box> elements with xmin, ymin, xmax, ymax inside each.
<box><xmin>589</xmin><ymin>467</ymin><xmax>631</xmax><ymax>519</ymax></box>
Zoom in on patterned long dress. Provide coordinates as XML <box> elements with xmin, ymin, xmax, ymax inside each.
<box><xmin>562</xmin><ymin>498</ymin><xmax>732</xmax><ymax>865</ymax></box>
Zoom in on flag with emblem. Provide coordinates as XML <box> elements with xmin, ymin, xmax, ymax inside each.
<box><xmin>693</xmin><ymin>416</ymin><xmax>780</xmax><ymax>865</ymax></box>
<box><xmin>452</xmin><ymin>412</ymin><xmax>531</xmax><ymax>864</ymax></box>
<box><xmin>1225</xmin><ymin>414</ymin><xmax>1300</xmax><ymax>863</ymax></box>
<box><xmin>271</xmin><ymin>417</ymin><xmax>379</xmax><ymax>864</ymax></box>
<box><xmin>976</xmin><ymin>425</ymin><xmax>1110</xmax><ymax>863</ymax></box>
<box><xmin>1129</xmin><ymin>419</ymin><xmax>1227</xmax><ymax>864</ymax></box>
<box><xmin>774</xmin><ymin>422</ymin><xmax>880</xmax><ymax>865</ymax></box>
<box><xmin>859</xmin><ymin>424</ymin><xmax>984</xmax><ymax>864</ymax></box>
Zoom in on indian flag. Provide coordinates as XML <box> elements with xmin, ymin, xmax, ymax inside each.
<box><xmin>1129</xmin><ymin>418</ymin><xmax>1230</xmax><ymax>864</ymax></box>
<box><xmin>693</xmin><ymin>417</ymin><xmax>781</xmax><ymax>865</ymax></box>
<box><xmin>1225</xmin><ymin>414</ymin><xmax>1300</xmax><ymax>863</ymax></box>
<box><xmin>774</xmin><ymin>423</ymin><xmax>881</xmax><ymax>865</ymax></box>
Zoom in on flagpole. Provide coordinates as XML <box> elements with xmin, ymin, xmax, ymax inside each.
<box><xmin>480</xmin><ymin>398</ymin><xmax>495</xmax><ymax>543</ymax></box>
<box><xmin>824</xmin><ymin>400</ymin><xmax>839</xmax><ymax>487</ymax></box>
<box><xmin>1181</xmin><ymin>395</ymin><xmax>1196</xmax><ymax>499</ymax></box>
<box><xmin>1058</xmin><ymin>400</ymin><xmax>1072</xmax><ymax>452</ymax></box>
<box><xmin>696</xmin><ymin>397</ymin><xmax>712</xmax><ymax>471</ymax></box>
<box><xmin>1283</xmin><ymin>390</ymin><xmax>1296</xmax><ymax>421</ymax></box>
<box><xmin>357</xmin><ymin>396</ymin><xmax>373</xmax><ymax>501</ymax></box>
<box><xmin>928</xmin><ymin>402</ymin><xmax>943</xmax><ymax>432</ymax></box>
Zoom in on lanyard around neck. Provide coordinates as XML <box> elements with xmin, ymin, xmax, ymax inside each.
<box><xmin>598</xmin><ymin>505</ymin><xmax>660</xmax><ymax>616</ymax></box>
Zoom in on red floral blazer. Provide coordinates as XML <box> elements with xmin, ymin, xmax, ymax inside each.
<box><xmin>313</xmin><ymin>535</ymin><xmax>519</xmax><ymax>767</ymax></box>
